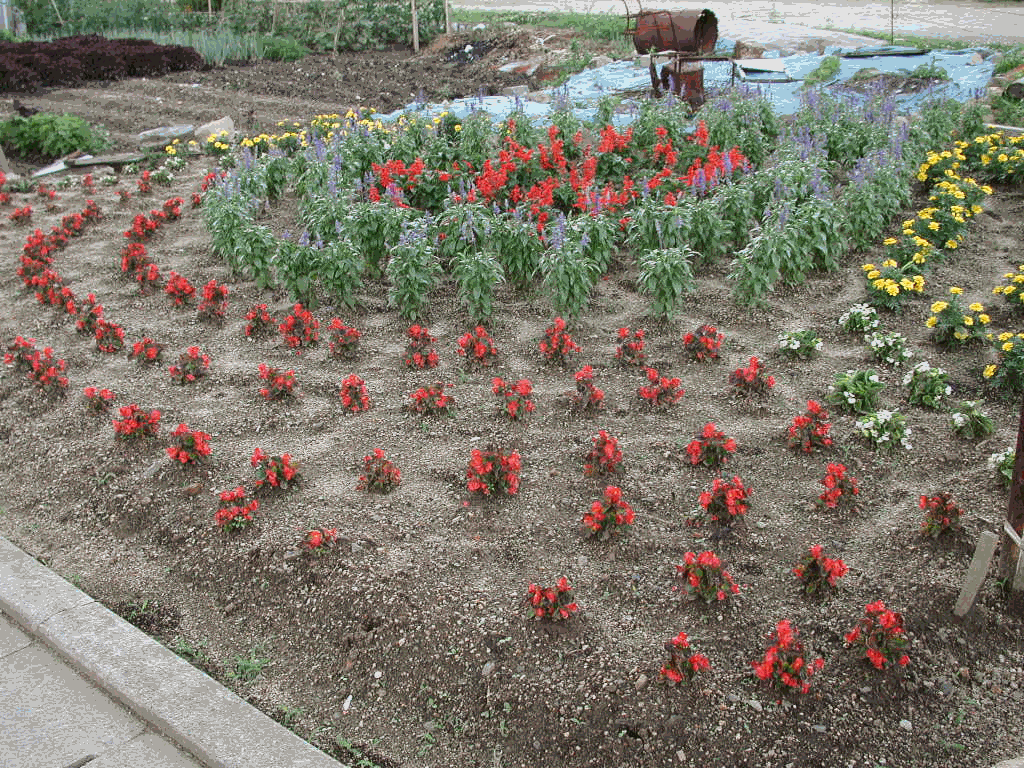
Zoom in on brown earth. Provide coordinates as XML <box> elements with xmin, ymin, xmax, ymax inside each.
<box><xmin>2</xmin><ymin>27</ymin><xmax>1024</xmax><ymax>768</ymax></box>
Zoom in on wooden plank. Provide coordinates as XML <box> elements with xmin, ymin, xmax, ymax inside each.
<box><xmin>954</xmin><ymin>531</ymin><xmax>999</xmax><ymax>617</ymax></box>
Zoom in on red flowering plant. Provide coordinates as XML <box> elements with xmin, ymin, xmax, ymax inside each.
<box><xmin>83</xmin><ymin>386</ymin><xmax>115</xmax><ymax>414</ymax></box>
<box><xmin>786</xmin><ymin>400</ymin><xmax>833</xmax><ymax>453</ymax></box>
<box><xmin>682</xmin><ymin>324</ymin><xmax>723</xmax><ymax>362</ymax></box>
<box><xmin>27</xmin><ymin>348</ymin><xmax>68</xmax><ymax>398</ymax></box>
<box><xmin>123</xmin><ymin>212</ymin><xmax>158</xmax><ymax>243</ymax></box>
<box><xmin>243</xmin><ymin>304</ymin><xmax>275</xmax><ymax>339</ymax></box>
<box><xmin>120</xmin><ymin>242</ymin><xmax>150</xmax><ymax>276</ymax></box>
<box><xmin>638</xmin><ymin>367</ymin><xmax>684</xmax><ymax>408</ymax></box>
<box><xmin>215</xmin><ymin>486</ymin><xmax>258</xmax><ymax>531</ymax></box>
<box><xmin>614</xmin><ymin>327</ymin><xmax>646</xmax><ymax>366</ymax></box>
<box><xmin>793</xmin><ymin>545</ymin><xmax>848</xmax><ymax>597</ymax></box>
<box><xmin>539</xmin><ymin>316</ymin><xmax>579</xmax><ymax>366</ymax></box>
<box><xmin>137</xmin><ymin>170</ymin><xmax>152</xmax><ymax>194</ymax></box>
<box><xmin>4</xmin><ymin>335</ymin><xmax>37</xmax><ymax>373</ymax></box>
<box><xmin>685</xmin><ymin>422</ymin><xmax>737</xmax><ymax>469</ymax></box>
<box><xmin>466</xmin><ymin>445</ymin><xmax>521</xmax><ymax>497</ymax></box>
<box><xmin>257</xmin><ymin>364</ymin><xmax>297</xmax><ymax>401</ymax></box>
<box><xmin>76</xmin><ymin>294</ymin><xmax>103</xmax><ymax>337</ymax></box>
<box><xmin>278</xmin><ymin>302</ymin><xmax>318</xmax><ymax>352</ymax></box>
<box><xmin>660</xmin><ymin>632</ymin><xmax>711</xmax><ymax>686</ymax></box>
<box><xmin>817</xmin><ymin>463</ymin><xmax>859</xmax><ymax>513</ymax></box>
<box><xmin>197</xmin><ymin>279</ymin><xmax>229</xmax><ymax>321</ymax></box>
<box><xmin>117</xmin><ymin>188</ymin><xmax>131</xmax><ymax>204</ymax></box>
<box><xmin>112</xmin><ymin>404</ymin><xmax>161</xmax><ymax>440</ymax></box>
<box><xmin>572</xmin><ymin>365</ymin><xmax>604</xmax><ymax>413</ymax></box>
<box><xmin>165</xmin><ymin>272</ymin><xmax>195</xmax><ymax>307</ymax></box>
<box><xmin>492</xmin><ymin>377</ymin><xmax>536</xmax><ymax>421</ymax></box>
<box><xmin>583</xmin><ymin>429</ymin><xmax>622</xmax><ymax>477</ymax></box>
<box><xmin>752</xmin><ymin>620</ymin><xmax>824</xmax><ymax>694</ymax></box>
<box><xmin>674</xmin><ymin>550</ymin><xmax>740</xmax><ymax>603</ymax></box>
<box><xmin>845</xmin><ymin>601</ymin><xmax>910</xmax><ymax>672</ymax></box>
<box><xmin>328</xmin><ymin>319</ymin><xmax>361</xmax><ymax>360</ymax></box>
<box><xmin>408</xmin><ymin>382</ymin><xmax>454</xmax><ymax>416</ymax></box>
<box><xmin>729</xmin><ymin>356</ymin><xmax>775</xmax><ymax>399</ymax></box>
<box><xmin>169</xmin><ymin>347</ymin><xmax>210</xmax><ymax>384</ymax></box>
<box><xmin>134</xmin><ymin>262</ymin><xmax>162</xmax><ymax>295</ymax></box>
<box><xmin>582</xmin><ymin>485</ymin><xmax>635</xmax><ymax>540</ymax></box>
<box><xmin>456</xmin><ymin>325</ymin><xmax>498</xmax><ymax>369</ymax></box>
<box><xmin>251</xmin><ymin>448</ymin><xmax>301</xmax><ymax>491</ymax></box>
<box><xmin>94</xmin><ymin>319</ymin><xmax>125</xmax><ymax>354</ymax></box>
<box><xmin>303</xmin><ymin>527</ymin><xmax>339</xmax><ymax>554</ymax></box>
<box><xmin>9</xmin><ymin>205</ymin><xmax>31</xmax><ymax>224</ymax></box>
<box><xmin>404</xmin><ymin>324</ymin><xmax>439</xmax><ymax>368</ymax></box>
<box><xmin>919</xmin><ymin>492</ymin><xmax>964</xmax><ymax>538</ymax></box>
<box><xmin>527</xmin><ymin>577</ymin><xmax>578</xmax><ymax>622</ymax></box>
<box><xmin>166</xmin><ymin>423</ymin><xmax>212</xmax><ymax>465</ymax></box>
<box><xmin>162</xmin><ymin>197</ymin><xmax>184</xmax><ymax>221</ymax></box>
<box><xmin>129</xmin><ymin>337</ymin><xmax>164</xmax><ymax>365</ymax></box>
<box><xmin>339</xmin><ymin>374</ymin><xmax>371</xmax><ymax>413</ymax></box>
<box><xmin>698</xmin><ymin>475</ymin><xmax>751</xmax><ymax>531</ymax></box>
<box><xmin>356</xmin><ymin>448</ymin><xmax>402</xmax><ymax>493</ymax></box>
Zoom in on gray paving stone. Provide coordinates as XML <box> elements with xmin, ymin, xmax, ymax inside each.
<box><xmin>0</xmin><ymin>644</ymin><xmax>144</xmax><ymax>768</ymax></box>
<box><xmin>0</xmin><ymin>613</ymin><xmax>30</xmax><ymax>658</ymax></box>
<box><xmin>88</xmin><ymin>732</ymin><xmax>203</xmax><ymax>768</ymax></box>
<box><xmin>0</xmin><ymin>538</ymin><xmax>93</xmax><ymax>632</ymax></box>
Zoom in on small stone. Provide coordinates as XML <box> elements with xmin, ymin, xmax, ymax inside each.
<box><xmin>482</xmin><ymin>661</ymin><xmax>496</xmax><ymax>678</ymax></box>
<box><xmin>373</xmin><ymin>669</ymin><xmax>383</xmax><ymax>679</ymax></box>
<box><xmin>959</xmin><ymin>666</ymin><xmax>971</xmax><ymax>681</ymax></box>
<box><xmin>899</xmin><ymin>719</ymin><xmax>912</xmax><ymax>731</ymax></box>
<box><xmin>635</xmin><ymin>674</ymin><xmax>649</xmax><ymax>690</ymax></box>
<box><xmin>746</xmin><ymin>699</ymin><xmax>763</xmax><ymax>712</ymax></box>
<box><xmin>727</xmin><ymin>693</ymin><xmax>740</xmax><ymax>703</ymax></box>
<box><xmin>811</xmin><ymin>724</ymin><xmax>826</xmax><ymax>733</ymax></box>
<box><xmin>676</xmin><ymin>750</ymin><xmax>686</xmax><ymax>762</ymax></box>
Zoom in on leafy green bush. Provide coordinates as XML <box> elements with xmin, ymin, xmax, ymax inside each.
<box><xmin>0</xmin><ymin>112</ymin><xmax>110</xmax><ymax>159</ymax></box>
<box><xmin>260</xmin><ymin>35</ymin><xmax>307</xmax><ymax>62</ymax></box>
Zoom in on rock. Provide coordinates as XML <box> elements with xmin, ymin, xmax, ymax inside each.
<box><xmin>526</xmin><ymin>91</ymin><xmax>552</xmax><ymax>104</ymax></box>
<box><xmin>195</xmin><ymin>116</ymin><xmax>235</xmax><ymax>145</ymax></box>
<box><xmin>734</xmin><ymin>41</ymin><xmax>766</xmax><ymax>59</ymax></box>
<box><xmin>727</xmin><ymin>693</ymin><xmax>740</xmax><ymax>703</ymax></box>
<box><xmin>587</xmin><ymin>55</ymin><xmax>614</xmax><ymax>69</ymax></box>
<box><xmin>139</xmin><ymin>124</ymin><xmax>194</xmax><ymax>149</ymax></box>
<box><xmin>635</xmin><ymin>673</ymin><xmax>649</xmax><ymax>690</ymax></box>
<box><xmin>899</xmin><ymin>719</ymin><xmax>912</xmax><ymax>731</ymax></box>
<box><xmin>482</xmin><ymin>660</ymin><xmax>496</xmax><ymax>678</ymax></box>
<box><xmin>676</xmin><ymin>750</ymin><xmax>686</xmax><ymax>762</ymax></box>
<box><xmin>746</xmin><ymin>699</ymin><xmax>763</xmax><ymax>712</ymax></box>
<box><xmin>501</xmin><ymin>85</ymin><xmax>529</xmax><ymax>98</ymax></box>
<box><xmin>967</xmin><ymin>52</ymin><xmax>983</xmax><ymax>66</ymax></box>
<box><xmin>811</xmin><ymin>724</ymin><xmax>826</xmax><ymax>733</ymax></box>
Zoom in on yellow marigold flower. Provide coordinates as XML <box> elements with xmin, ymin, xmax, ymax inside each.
<box><xmin>916</xmin><ymin>172</ymin><xmax>927</xmax><ymax>181</ymax></box>
<box><xmin>918</xmin><ymin>210</ymin><xmax>932</xmax><ymax>220</ymax></box>
<box><xmin>969</xmin><ymin>302</ymin><xmax>983</xmax><ymax>312</ymax></box>
<box><xmin>984</xmin><ymin>364</ymin><xmax>997</xmax><ymax>379</ymax></box>
<box><xmin>862</xmin><ymin>263</ymin><xmax>875</xmax><ymax>272</ymax></box>
<box><xmin>931</xmin><ymin>301</ymin><xmax>949</xmax><ymax>313</ymax></box>
<box><xmin>925</xmin><ymin>316</ymin><xmax>938</xmax><ymax>328</ymax></box>
<box><xmin>954</xmin><ymin>330</ymin><xmax>968</xmax><ymax>340</ymax></box>
<box><xmin>928</xmin><ymin>221</ymin><xmax>940</xmax><ymax>231</ymax></box>
<box><xmin>982</xmin><ymin>185</ymin><xmax>993</xmax><ymax>195</ymax></box>
<box><xmin>883</xmin><ymin>237</ymin><xmax>897</xmax><ymax>246</ymax></box>
<box><xmin>900</xmin><ymin>278</ymin><xmax>914</xmax><ymax>291</ymax></box>
<box><xmin>881</xmin><ymin>259</ymin><xmax>897</xmax><ymax>268</ymax></box>
<box><xmin>913</xmin><ymin>252</ymin><xmax>927</xmax><ymax>264</ymax></box>
<box><xmin>979</xmin><ymin>314</ymin><xmax>990</xmax><ymax>324</ymax></box>
<box><xmin>950</xmin><ymin>287</ymin><xmax>963</xmax><ymax>295</ymax></box>
<box><xmin>1014</xmin><ymin>275</ymin><xmax>1024</xmax><ymax>284</ymax></box>
<box><xmin>1003</xmin><ymin>341</ymin><xmax>1014</xmax><ymax>352</ymax></box>
<box><xmin>945</xmin><ymin>240</ymin><xmax>958</xmax><ymax>249</ymax></box>
<box><xmin>1007</xmin><ymin>286</ymin><xmax>1018</xmax><ymax>295</ymax></box>
<box><xmin>886</xmin><ymin>283</ymin><xmax>900</xmax><ymax>296</ymax></box>
<box><xmin>963</xmin><ymin>316</ymin><xmax>974</xmax><ymax>326</ymax></box>
<box><xmin>1000</xmin><ymin>332</ymin><xmax>1014</xmax><ymax>342</ymax></box>
<box><xmin>914</xmin><ymin>276</ymin><xmax>925</xmax><ymax>290</ymax></box>
<box><xmin>903</xmin><ymin>229</ymin><xmax>915</xmax><ymax>237</ymax></box>
<box><xmin>999</xmin><ymin>154</ymin><xmax>1008</xmax><ymax>163</ymax></box>
<box><xmin>867</xmin><ymin>270</ymin><xmax>881</xmax><ymax>280</ymax></box>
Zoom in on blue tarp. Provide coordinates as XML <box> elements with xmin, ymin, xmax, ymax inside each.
<box><xmin>384</xmin><ymin>43</ymin><xmax>994</xmax><ymax>125</ymax></box>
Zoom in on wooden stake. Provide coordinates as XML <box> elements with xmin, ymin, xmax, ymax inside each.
<box><xmin>411</xmin><ymin>0</ymin><xmax>419</xmax><ymax>53</ymax></box>
<box><xmin>999</xmin><ymin>401</ymin><xmax>1024</xmax><ymax>586</ymax></box>
<box><xmin>445</xmin><ymin>0</ymin><xmax>452</xmax><ymax>35</ymax></box>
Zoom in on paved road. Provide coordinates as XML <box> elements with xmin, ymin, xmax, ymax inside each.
<box><xmin>453</xmin><ymin>0</ymin><xmax>1024</xmax><ymax>46</ymax></box>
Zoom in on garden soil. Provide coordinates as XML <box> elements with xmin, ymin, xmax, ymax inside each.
<box><xmin>2</xmin><ymin>25</ymin><xmax>1024</xmax><ymax>768</ymax></box>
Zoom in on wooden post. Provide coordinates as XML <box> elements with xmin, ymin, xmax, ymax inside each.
<box><xmin>411</xmin><ymin>0</ymin><xmax>419</xmax><ymax>53</ymax></box>
<box><xmin>999</xmin><ymin>401</ymin><xmax>1024</xmax><ymax>585</ymax></box>
<box><xmin>445</xmin><ymin>0</ymin><xmax>452</xmax><ymax>35</ymax></box>
<box><xmin>208</xmin><ymin>0</ymin><xmax>212</xmax><ymax>16</ymax></box>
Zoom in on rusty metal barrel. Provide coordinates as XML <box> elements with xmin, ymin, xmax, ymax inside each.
<box><xmin>628</xmin><ymin>8</ymin><xmax>718</xmax><ymax>55</ymax></box>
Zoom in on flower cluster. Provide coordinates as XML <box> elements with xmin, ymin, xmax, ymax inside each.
<box><xmin>356</xmin><ymin>448</ymin><xmax>402</xmax><ymax>493</ymax></box>
<box><xmin>94</xmin><ymin>318</ymin><xmax>126</xmax><ymax>354</ymax></box>
<box><xmin>638</xmin><ymin>367</ymin><xmax>684</xmax><ymax>407</ymax></box>
<box><xmin>685</xmin><ymin>422</ymin><xmax>737</xmax><ymax>469</ymax></box>
<box><xmin>614</xmin><ymin>327</ymin><xmax>646</xmax><ymax>366</ymax></box>
<box><xmin>215</xmin><ymin>486</ymin><xmax>258</xmax><ymax>531</ymax></box>
<box><xmin>729</xmin><ymin>356</ymin><xmax>774</xmax><ymax>398</ymax></box>
<box><xmin>4</xmin><ymin>335</ymin><xmax>37</xmax><ymax>373</ymax></box>
<box><xmin>539</xmin><ymin>316</ymin><xmax>579</xmax><ymax>365</ymax></box>
<box><xmin>466</xmin><ymin>445</ymin><xmax>521</xmax><ymax>496</ymax></box>
<box><xmin>112</xmin><ymin>404</ymin><xmax>161</xmax><ymax>440</ymax></box>
<box><xmin>752</xmin><ymin>620</ymin><xmax>823</xmax><ymax>694</ymax></box>
<box><xmin>9</xmin><ymin>205</ymin><xmax>31</xmax><ymax>224</ymax></box>
<box><xmin>582</xmin><ymin>485</ymin><xmax>634</xmax><ymax>540</ymax></box>
<box><xmin>527</xmin><ymin>577</ymin><xmax>578</xmax><ymax>621</ymax></box>
<box><xmin>583</xmin><ymin>430</ymin><xmax>622</xmax><ymax>477</ymax></box>
<box><xmin>674</xmin><ymin>550</ymin><xmax>739</xmax><ymax>603</ymax></box>
<box><xmin>838</xmin><ymin>303</ymin><xmax>880</xmax><ymax>335</ymax></box>
<box><xmin>844</xmin><ymin>601</ymin><xmax>909</xmax><ymax>671</ymax></box>
<box><xmin>984</xmin><ymin>331</ymin><xmax>1024</xmax><ymax>395</ymax></box>
<box><xmin>992</xmin><ymin>262</ymin><xmax>1024</xmax><ymax>313</ymax></box>
<box><xmin>682</xmin><ymin>324</ymin><xmax>723</xmax><ymax>362</ymax></box>
<box><xmin>827</xmin><ymin>369</ymin><xmax>883</xmax><ymax>415</ymax></box>
<box><xmin>855</xmin><ymin>410</ymin><xmax>912</xmax><ymax>452</ymax></box>
<box><xmin>817</xmin><ymin>463</ymin><xmax>859</xmax><ymax>513</ymax></box>
<box><xmin>919</xmin><ymin>492</ymin><xmax>964</xmax><ymax>538</ymax></box>
<box><xmin>698</xmin><ymin>475</ymin><xmax>751</xmax><ymax>529</ymax></box>
<box><xmin>303</xmin><ymin>527</ymin><xmax>340</xmax><ymax>553</ymax></box>
<box><xmin>777</xmin><ymin>329</ymin><xmax>822</xmax><ymax>360</ymax></box>
<box><xmin>861</xmin><ymin>258</ymin><xmax>925</xmax><ymax>312</ymax></box>
<box><xmin>408</xmin><ymin>382</ymin><xmax>454</xmax><ymax>416</ymax></box>
<box><xmin>989</xmin><ymin>448</ymin><xmax>1016</xmax><ymax>488</ymax></box>
<box><xmin>660</xmin><ymin>632</ymin><xmax>711</xmax><ymax>685</ymax></box>
<box><xmin>865</xmin><ymin>330</ymin><xmax>912</xmax><ymax>366</ymax></box>
<box><xmin>793</xmin><ymin>544</ymin><xmax>848</xmax><ymax>596</ymax></box>
<box><xmin>339</xmin><ymin>374</ymin><xmax>371</xmax><ymax>412</ymax></box>
<box><xmin>129</xmin><ymin>337</ymin><xmax>163</xmax><ymax>365</ymax></box>
<box><xmin>902</xmin><ymin>360</ymin><xmax>951</xmax><ymax>409</ymax></box>
<box><xmin>925</xmin><ymin>287</ymin><xmax>989</xmax><ymax>347</ymax></box>
<box><xmin>257</xmin><ymin>364</ymin><xmax>297</xmax><ymax>401</ymax></box>
<box><xmin>572</xmin><ymin>365</ymin><xmax>604</xmax><ymax>412</ymax></box>
<box><xmin>786</xmin><ymin>400</ymin><xmax>832</xmax><ymax>453</ymax></box>
<box><xmin>492</xmin><ymin>377</ymin><xmax>536</xmax><ymax>421</ymax></box>
<box><xmin>197</xmin><ymin>279</ymin><xmax>229</xmax><ymax>321</ymax></box>
<box><xmin>24</xmin><ymin>346</ymin><xmax>68</xmax><ymax>398</ymax></box>
<box><xmin>328</xmin><ymin>319</ymin><xmax>361</xmax><ymax>359</ymax></box>
<box><xmin>244</xmin><ymin>304</ymin><xmax>275</xmax><ymax>338</ymax></box>
<box><xmin>456</xmin><ymin>325</ymin><xmax>498</xmax><ymax>368</ymax></box>
<box><xmin>279</xmin><ymin>303</ymin><xmax>319</xmax><ymax>352</ymax></box>
<box><xmin>251</xmin><ymin>448</ymin><xmax>301</xmax><ymax>490</ymax></box>
<box><xmin>404</xmin><ymin>324</ymin><xmax>439</xmax><ymax>368</ymax></box>
<box><xmin>949</xmin><ymin>400</ymin><xmax>994</xmax><ymax>440</ymax></box>
<box><xmin>83</xmin><ymin>386</ymin><xmax>115</xmax><ymax>413</ymax></box>
<box><xmin>166</xmin><ymin>423</ymin><xmax>212</xmax><ymax>465</ymax></box>
<box><xmin>168</xmin><ymin>347</ymin><xmax>210</xmax><ymax>384</ymax></box>
<box><xmin>165</xmin><ymin>272</ymin><xmax>195</xmax><ymax>307</ymax></box>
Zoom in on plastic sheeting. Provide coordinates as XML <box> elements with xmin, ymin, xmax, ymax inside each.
<box><xmin>384</xmin><ymin>42</ymin><xmax>994</xmax><ymax>125</ymax></box>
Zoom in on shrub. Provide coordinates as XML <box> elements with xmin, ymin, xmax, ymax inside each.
<box><xmin>729</xmin><ymin>356</ymin><xmax>775</xmax><ymax>398</ymax></box>
<box><xmin>638</xmin><ymin>367</ymin><xmax>684</xmax><ymax>407</ymax></box>
<box><xmin>0</xmin><ymin>112</ymin><xmax>110</xmax><ymax>159</ymax></box>
<box><xmin>865</xmin><ymin>330</ymin><xmax>912</xmax><ymax>366</ymax></box>
<box><xmin>527</xmin><ymin>578</ymin><xmax>578</xmax><ymax>621</ymax></box>
<box><xmin>356</xmin><ymin>448</ymin><xmax>401</xmax><ymax>493</ymax></box>
<box><xmin>339</xmin><ymin>374</ymin><xmax>371</xmax><ymax>413</ymax></box>
<box><xmin>682</xmin><ymin>324</ymin><xmax>723</xmax><ymax>362</ymax></box>
<box><xmin>902</xmin><ymin>361</ymin><xmax>951</xmax><ymax>409</ymax></box>
<box><xmin>112</xmin><ymin>404</ymin><xmax>160</xmax><ymax>440</ymax></box>
<box><xmin>328</xmin><ymin>319</ymin><xmax>361</xmax><ymax>359</ymax></box>
<box><xmin>817</xmin><ymin>463</ymin><xmax>860</xmax><ymax>513</ymax></box>
<box><xmin>674</xmin><ymin>550</ymin><xmax>739</xmax><ymax>603</ymax></box>
<box><xmin>989</xmin><ymin>448</ymin><xmax>1015</xmax><ymax>488</ymax></box>
<box><xmin>244</xmin><ymin>304</ymin><xmax>275</xmax><ymax>339</ymax></box>
<box><xmin>492</xmin><ymin>377</ymin><xmax>536</xmax><ymax>422</ymax></box>
<box><xmin>129</xmin><ymin>337</ymin><xmax>163</xmax><ymax>365</ymax></box>
<box><xmin>168</xmin><ymin>347</ymin><xmax>210</xmax><ymax>384</ymax></box>
<box><xmin>614</xmin><ymin>327</ymin><xmax>646</xmax><ymax>366</ymax></box>
<box><xmin>197</xmin><ymin>279</ymin><xmax>229</xmax><ymax>321</ymax></box>
<box><xmin>94</xmin><ymin>319</ymin><xmax>125</xmax><ymax>354</ymax></box>
<box><xmin>660</xmin><ymin>632</ymin><xmax>711</xmax><ymax>685</ymax></box>
<box><xmin>699</xmin><ymin>475</ymin><xmax>751</xmax><ymax>530</ymax></box>
<box><xmin>838</xmin><ymin>303</ymin><xmax>879</xmax><ymax>335</ymax></box>
<box><xmin>583</xmin><ymin>430</ymin><xmax>622</xmax><ymax>477</ymax></box>
<box><xmin>582</xmin><ymin>485</ymin><xmax>634</xmax><ymax>540</ymax></box>
<box><xmin>925</xmin><ymin>288</ymin><xmax>989</xmax><ymax>348</ymax></box>
<box><xmin>827</xmin><ymin>369</ymin><xmax>884</xmax><ymax>415</ymax></box>
<box><xmin>919</xmin><ymin>492</ymin><xmax>964</xmax><ymax>538</ymax></box>
<box><xmin>257</xmin><ymin>364</ymin><xmax>297</xmax><ymax>401</ymax></box>
<box><xmin>165</xmin><ymin>271</ymin><xmax>195</xmax><ymax>307</ymax></box>
<box><xmin>786</xmin><ymin>400</ymin><xmax>832</xmax><ymax>453</ymax></box>
<box><xmin>792</xmin><ymin>545</ymin><xmax>848</xmax><ymax>596</ymax></box>
<box><xmin>539</xmin><ymin>316</ymin><xmax>579</xmax><ymax>366</ymax></box>
<box><xmin>279</xmin><ymin>303</ymin><xmax>319</xmax><ymax>353</ymax></box>
<box><xmin>404</xmin><ymin>324</ymin><xmax>439</xmax><ymax>368</ymax></box>
<box><xmin>752</xmin><ymin>620</ymin><xmax>823</xmax><ymax>694</ymax></box>
<box><xmin>303</xmin><ymin>527</ymin><xmax>340</xmax><ymax>554</ymax></box>
<box><xmin>408</xmin><ymin>382</ymin><xmax>454</xmax><ymax>416</ymax></box>
<box><xmin>777</xmin><ymin>329</ymin><xmax>822</xmax><ymax>360</ymax></box>
<box><xmin>83</xmin><ymin>386</ymin><xmax>115</xmax><ymax>413</ymax></box>
<box><xmin>844</xmin><ymin>601</ymin><xmax>909</xmax><ymax>671</ymax></box>
<box><xmin>456</xmin><ymin>326</ymin><xmax>498</xmax><ymax>368</ymax></box>
<box><xmin>685</xmin><ymin>422</ymin><xmax>737</xmax><ymax>469</ymax></box>
<box><xmin>637</xmin><ymin>246</ymin><xmax>696</xmax><ymax>320</ymax></box>
<box><xmin>984</xmin><ymin>332</ymin><xmax>1024</xmax><ymax>396</ymax></box>
<box><xmin>466</xmin><ymin>445</ymin><xmax>521</xmax><ymax>497</ymax></box>
<box><xmin>572</xmin><ymin>365</ymin><xmax>604</xmax><ymax>412</ymax></box>
<box><xmin>855</xmin><ymin>410</ymin><xmax>912</xmax><ymax>452</ymax></box>
<box><xmin>166</xmin><ymin>423</ymin><xmax>212</xmax><ymax>465</ymax></box>
<box><xmin>251</xmin><ymin>448</ymin><xmax>301</xmax><ymax>490</ymax></box>
<box><xmin>216</xmin><ymin>487</ymin><xmax>258</xmax><ymax>531</ymax></box>
<box><xmin>949</xmin><ymin>400</ymin><xmax>994</xmax><ymax>440</ymax></box>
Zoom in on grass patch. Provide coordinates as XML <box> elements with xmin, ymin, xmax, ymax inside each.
<box><xmin>991</xmin><ymin>95</ymin><xmax>1024</xmax><ymax>127</ymax></box>
<box><xmin>994</xmin><ymin>45</ymin><xmax>1024</xmax><ymax>75</ymax></box>
<box><xmin>102</xmin><ymin>27</ymin><xmax>264</xmax><ymax>65</ymax></box>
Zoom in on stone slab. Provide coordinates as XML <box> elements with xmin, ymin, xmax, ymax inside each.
<box><xmin>0</xmin><ymin>537</ymin><xmax>94</xmax><ymax>632</ymax></box>
<box><xmin>139</xmin><ymin>125</ymin><xmax>195</xmax><ymax>149</ymax></box>
<box><xmin>88</xmin><ymin>732</ymin><xmax>203</xmax><ymax>768</ymax></box>
<box><xmin>954</xmin><ymin>530</ymin><xmax>998</xmax><ymax>617</ymax></box>
<box><xmin>0</xmin><ymin>644</ymin><xmax>145</xmax><ymax>768</ymax></box>
<box><xmin>0</xmin><ymin>613</ymin><xmax>30</xmax><ymax>658</ymax></box>
<box><xmin>38</xmin><ymin>600</ymin><xmax>342</xmax><ymax>768</ymax></box>
<box><xmin>67</xmin><ymin>152</ymin><xmax>146</xmax><ymax>167</ymax></box>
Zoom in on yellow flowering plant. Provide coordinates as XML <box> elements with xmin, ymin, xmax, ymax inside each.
<box><xmin>925</xmin><ymin>288</ymin><xmax>989</xmax><ymax>348</ymax></box>
<box><xmin>861</xmin><ymin>258</ymin><xmax>925</xmax><ymax>312</ymax></box>
<box><xmin>955</xmin><ymin>133</ymin><xmax>1024</xmax><ymax>184</ymax></box>
<box><xmin>983</xmin><ymin>331</ymin><xmax>1024</xmax><ymax>396</ymax></box>
<box><xmin>991</xmin><ymin>264</ymin><xmax>1024</xmax><ymax>314</ymax></box>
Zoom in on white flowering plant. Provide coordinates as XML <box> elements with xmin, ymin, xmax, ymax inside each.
<box><xmin>855</xmin><ymin>410</ymin><xmax>912</xmax><ymax>452</ymax></box>
<box><xmin>949</xmin><ymin>400</ymin><xmax>994</xmax><ymax>440</ymax></box>
<box><xmin>988</xmin><ymin>448</ymin><xmax>1016</xmax><ymax>489</ymax></box>
<box><xmin>865</xmin><ymin>331</ymin><xmax>912</xmax><ymax>366</ymax></box>
<box><xmin>778</xmin><ymin>329</ymin><xmax>822</xmax><ymax>361</ymax></box>
<box><xmin>838</xmin><ymin>303</ymin><xmax>880</xmax><ymax>335</ymax></box>
<box><xmin>902</xmin><ymin>361</ymin><xmax>951</xmax><ymax>409</ymax></box>
<box><xmin>827</xmin><ymin>369</ymin><xmax>884</xmax><ymax>415</ymax></box>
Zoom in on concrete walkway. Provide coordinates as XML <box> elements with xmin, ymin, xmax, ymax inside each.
<box><xmin>0</xmin><ymin>537</ymin><xmax>343</xmax><ymax>768</ymax></box>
